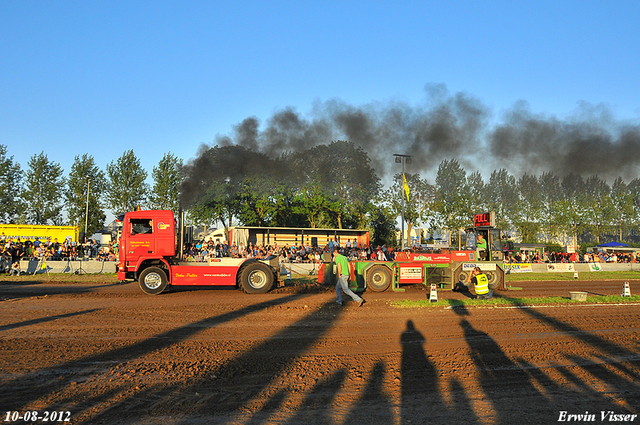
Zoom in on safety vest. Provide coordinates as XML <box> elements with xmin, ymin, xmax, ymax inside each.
<box><xmin>474</xmin><ymin>273</ymin><xmax>490</xmax><ymax>294</ymax></box>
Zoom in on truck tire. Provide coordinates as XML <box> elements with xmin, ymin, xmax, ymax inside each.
<box><xmin>485</xmin><ymin>270</ymin><xmax>501</xmax><ymax>289</ymax></box>
<box><xmin>366</xmin><ymin>265</ymin><xmax>391</xmax><ymax>292</ymax></box>
<box><xmin>454</xmin><ymin>268</ymin><xmax>471</xmax><ymax>289</ymax></box>
<box><xmin>139</xmin><ymin>267</ymin><xmax>168</xmax><ymax>295</ymax></box>
<box><xmin>239</xmin><ymin>262</ymin><xmax>274</xmax><ymax>294</ymax></box>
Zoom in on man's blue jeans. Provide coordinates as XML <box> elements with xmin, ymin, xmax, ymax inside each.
<box><xmin>476</xmin><ymin>288</ymin><xmax>493</xmax><ymax>300</ymax></box>
<box><xmin>336</xmin><ymin>275</ymin><xmax>362</xmax><ymax>304</ymax></box>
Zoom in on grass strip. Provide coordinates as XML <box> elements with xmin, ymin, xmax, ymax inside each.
<box><xmin>392</xmin><ymin>294</ymin><xmax>640</xmax><ymax>308</ymax></box>
<box><xmin>506</xmin><ymin>271</ymin><xmax>640</xmax><ymax>281</ymax></box>
<box><xmin>0</xmin><ymin>273</ymin><xmax>118</xmax><ymax>284</ymax></box>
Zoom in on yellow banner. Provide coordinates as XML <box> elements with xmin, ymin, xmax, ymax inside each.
<box><xmin>504</xmin><ymin>263</ymin><xmax>533</xmax><ymax>273</ymax></box>
<box><xmin>0</xmin><ymin>224</ymin><xmax>79</xmax><ymax>244</ymax></box>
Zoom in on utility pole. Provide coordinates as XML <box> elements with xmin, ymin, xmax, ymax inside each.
<box><xmin>84</xmin><ymin>177</ymin><xmax>90</xmax><ymax>242</ymax></box>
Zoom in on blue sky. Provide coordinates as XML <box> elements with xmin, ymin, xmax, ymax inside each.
<box><xmin>2</xmin><ymin>0</ymin><xmax>639</xmax><ymax>185</ymax></box>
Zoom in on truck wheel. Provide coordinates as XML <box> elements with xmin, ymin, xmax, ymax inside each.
<box><xmin>366</xmin><ymin>265</ymin><xmax>391</xmax><ymax>292</ymax></box>
<box><xmin>240</xmin><ymin>262</ymin><xmax>274</xmax><ymax>294</ymax></box>
<box><xmin>454</xmin><ymin>268</ymin><xmax>471</xmax><ymax>289</ymax></box>
<box><xmin>485</xmin><ymin>270</ymin><xmax>500</xmax><ymax>289</ymax></box>
<box><xmin>139</xmin><ymin>267</ymin><xmax>168</xmax><ymax>295</ymax></box>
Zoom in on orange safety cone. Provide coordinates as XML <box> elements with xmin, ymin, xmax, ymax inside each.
<box><xmin>622</xmin><ymin>281</ymin><xmax>631</xmax><ymax>297</ymax></box>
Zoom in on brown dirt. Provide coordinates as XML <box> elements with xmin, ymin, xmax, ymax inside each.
<box><xmin>0</xmin><ymin>278</ymin><xmax>639</xmax><ymax>424</ymax></box>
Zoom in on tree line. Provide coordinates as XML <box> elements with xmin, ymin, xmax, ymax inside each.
<box><xmin>0</xmin><ymin>146</ymin><xmax>182</xmax><ymax>238</ymax></box>
<box><xmin>396</xmin><ymin>159</ymin><xmax>640</xmax><ymax>248</ymax></box>
<box><xmin>2</xmin><ymin>142</ymin><xmax>640</xmax><ymax>247</ymax></box>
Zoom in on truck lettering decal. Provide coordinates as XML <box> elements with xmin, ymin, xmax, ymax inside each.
<box><xmin>130</xmin><ymin>241</ymin><xmax>150</xmax><ymax>247</ymax></box>
<box><xmin>413</xmin><ymin>255</ymin><xmax>432</xmax><ymax>261</ymax></box>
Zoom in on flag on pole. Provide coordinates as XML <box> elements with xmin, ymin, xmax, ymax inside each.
<box><xmin>403</xmin><ymin>173</ymin><xmax>410</xmax><ymax>201</ymax></box>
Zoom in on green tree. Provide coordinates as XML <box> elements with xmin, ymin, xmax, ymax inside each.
<box><xmin>106</xmin><ymin>150</ymin><xmax>149</xmax><ymax>215</ymax></box>
<box><xmin>66</xmin><ymin>154</ymin><xmax>107</xmax><ymax>239</ymax></box>
<box><xmin>466</xmin><ymin>171</ymin><xmax>486</xmax><ymax>216</ymax></box>
<box><xmin>513</xmin><ymin>173</ymin><xmax>542</xmax><ymax>243</ymax></box>
<box><xmin>557</xmin><ymin>174</ymin><xmax>587</xmax><ymax>249</ymax></box>
<box><xmin>21</xmin><ymin>152</ymin><xmax>66</xmax><ymax>225</ymax></box>
<box><xmin>611</xmin><ymin>178</ymin><xmax>635</xmax><ymax>241</ymax></box>
<box><xmin>269</xmin><ymin>185</ymin><xmax>303</xmax><ymax>227</ymax></box>
<box><xmin>381</xmin><ymin>172</ymin><xmax>434</xmax><ymax>246</ymax></box>
<box><xmin>182</xmin><ymin>146</ymin><xmax>271</xmax><ymax>241</ymax></box>
<box><xmin>237</xmin><ymin>155</ymin><xmax>298</xmax><ymax>227</ymax></box>
<box><xmin>627</xmin><ymin>178</ymin><xmax>640</xmax><ymax>232</ymax></box>
<box><xmin>187</xmin><ymin>203</ymin><xmax>218</xmax><ymax>239</ymax></box>
<box><xmin>292</xmin><ymin>184</ymin><xmax>332</xmax><ymax>229</ymax></box>
<box><xmin>486</xmin><ymin>169</ymin><xmax>518</xmax><ymax>232</ymax></box>
<box><xmin>539</xmin><ymin>172</ymin><xmax>563</xmax><ymax>243</ymax></box>
<box><xmin>0</xmin><ymin>145</ymin><xmax>24</xmax><ymax>223</ymax></box>
<box><xmin>239</xmin><ymin>175</ymin><xmax>282</xmax><ymax>227</ymax></box>
<box><xmin>293</xmin><ymin>141</ymin><xmax>380</xmax><ymax>229</ymax></box>
<box><xmin>368</xmin><ymin>204</ymin><xmax>397</xmax><ymax>247</ymax></box>
<box><xmin>150</xmin><ymin>152</ymin><xmax>183</xmax><ymax>214</ymax></box>
<box><xmin>434</xmin><ymin>159</ymin><xmax>469</xmax><ymax>246</ymax></box>
<box><xmin>583</xmin><ymin>175</ymin><xmax>614</xmax><ymax>244</ymax></box>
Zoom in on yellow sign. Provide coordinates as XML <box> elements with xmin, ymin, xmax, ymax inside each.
<box><xmin>0</xmin><ymin>224</ymin><xmax>78</xmax><ymax>243</ymax></box>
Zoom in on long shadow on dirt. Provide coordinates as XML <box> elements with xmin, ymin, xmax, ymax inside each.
<box><xmin>460</xmin><ymin>303</ymin><xmax>640</xmax><ymax>422</ymax></box>
<box><xmin>72</xmin><ymin>299</ymin><xmax>348</xmax><ymax>424</ymax></box>
<box><xmin>399</xmin><ymin>319</ymin><xmax>478</xmax><ymax>424</ymax></box>
<box><xmin>0</xmin><ymin>294</ymin><xmax>309</xmax><ymax>416</ymax></box>
<box><xmin>520</xmin><ymin>302</ymin><xmax>640</xmax><ymax>381</ymax></box>
<box><xmin>0</xmin><ymin>281</ymin><xmax>121</xmax><ymax>301</ymax></box>
<box><xmin>343</xmin><ymin>361</ymin><xmax>395</xmax><ymax>425</ymax></box>
<box><xmin>0</xmin><ymin>309</ymin><xmax>101</xmax><ymax>332</ymax></box>
<box><xmin>173</xmin><ymin>300</ymin><xmax>347</xmax><ymax>423</ymax></box>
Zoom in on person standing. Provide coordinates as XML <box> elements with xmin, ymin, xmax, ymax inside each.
<box><xmin>333</xmin><ymin>247</ymin><xmax>365</xmax><ymax>306</ymax></box>
<box><xmin>476</xmin><ymin>234</ymin><xmax>487</xmax><ymax>261</ymax></box>
<box><xmin>467</xmin><ymin>266</ymin><xmax>492</xmax><ymax>299</ymax></box>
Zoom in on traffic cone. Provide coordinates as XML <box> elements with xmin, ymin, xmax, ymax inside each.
<box><xmin>574</xmin><ymin>271</ymin><xmax>579</xmax><ymax>279</ymax></box>
<box><xmin>429</xmin><ymin>283</ymin><xmax>438</xmax><ymax>302</ymax></box>
<box><xmin>622</xmin><ymin>281</ymin><xmax>631</xmax><ymax>297</ymax></box>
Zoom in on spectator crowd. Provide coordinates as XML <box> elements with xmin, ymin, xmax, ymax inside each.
<box><xmin>0</xmin><ymin>234</ymin><xmax>118</xmax><ymax>275</ymax></box>
<box><xmin>4</xmin><ymin>230</ymin><xmax>640</xmax><ymax>276</ymax></box>
<box><xmin>504</xmin><ymin>250</ymin><xmax>640</xmax><ymax>264</ymax></box>
<box><xmin>181</xmin><ymin>237</ymin><xmax>398</xmax><ymax>264</ymax></box>
<box><xmin>150</xmin><ymin>236</ymin><xmax>640</xmax><ymax>266</ymax></box>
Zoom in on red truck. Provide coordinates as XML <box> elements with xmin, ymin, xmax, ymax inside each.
<box><xmin>117</xmin><ymin>209</ymin><xmax>280</xmax><ymax>295</ymax></box>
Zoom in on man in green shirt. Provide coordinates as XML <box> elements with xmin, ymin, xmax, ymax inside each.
<box><xmin>333</xmin><ymin>247</ymin><xmax>365</xmax><ymax>306</ymax></box>
<box><xmin>476</xmin><ymin>233</ymin><xmax>487</xmax><ymax>261</ymax></box>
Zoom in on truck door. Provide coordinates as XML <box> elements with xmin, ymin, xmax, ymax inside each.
<box><xmin>125</xmin><ymin>218</ymin><xmax>155</xmax><ymax>265</ymax></box>
<box><xmin>489</xmin><ymin>228</ymin><xmax>503</xmax><ymax>261</ymax></box>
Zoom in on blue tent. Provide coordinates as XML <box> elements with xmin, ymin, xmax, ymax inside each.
<box><xmin>597</xmin><ymin>241</ymin><xmax>629</xmax><ymax>247</ymax></box>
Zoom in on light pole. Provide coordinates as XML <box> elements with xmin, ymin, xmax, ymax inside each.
<box><xmin>394</xmin><ymin>154</ymin><xmax>411</xmax><ymax>250</ymax></box>
<box><xmin>84</xmin><ymin>177</ymin><xmax>90</xmax><ymax>243</ymax></box>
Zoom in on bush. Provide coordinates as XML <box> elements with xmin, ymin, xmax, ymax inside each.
<box><xmin>545</xmin><ymin>243</ymin><xmax>564</xmax><ymax>253</ymax></box>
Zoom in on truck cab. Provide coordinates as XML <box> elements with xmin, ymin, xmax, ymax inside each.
<box><xmin>467</xmin><ymin>211</ymin><xmax>513</xmax><ymax>262</ymax></box>
<box><xmin>118</xmin><ymin>209</ymin><xmax>176</xmax><ymax>281</ymax></box>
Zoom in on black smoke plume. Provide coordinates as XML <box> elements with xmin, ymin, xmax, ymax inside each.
<box><xmin>182</xmin><ymin>83</ymin><xmax>640</xmax><ymax>206</ymax></box>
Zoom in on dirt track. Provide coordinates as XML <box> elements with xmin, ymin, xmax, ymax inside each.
<box><xmin>0</xmin><ymin>278</ymin><xmax>639</xmax><ymax>424</ymax></box>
